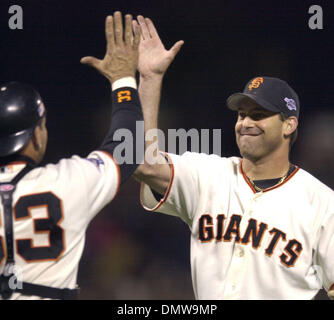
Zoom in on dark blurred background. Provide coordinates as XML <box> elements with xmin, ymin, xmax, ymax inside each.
<box><xmin>0</xmin><ymin>0</ymin><xmax>333</xmax><ymax>300</ymax></box>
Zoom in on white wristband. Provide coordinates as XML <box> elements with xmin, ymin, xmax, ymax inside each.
<box><xmin>112</xmin><ymin>77</ymin><xmax>137</xmax><ymax>91</ymax></box>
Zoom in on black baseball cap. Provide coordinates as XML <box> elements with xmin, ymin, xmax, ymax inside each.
<box><xmin>226</xmin><ymin>76</ymin><xmax>300</xmax><ymax>118</ymax></box>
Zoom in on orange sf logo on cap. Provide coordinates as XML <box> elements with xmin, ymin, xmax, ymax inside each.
<box><xmin>248</xmin><ymin>77</ymin><xmax>264</xmax><ymax>91</ymax></box>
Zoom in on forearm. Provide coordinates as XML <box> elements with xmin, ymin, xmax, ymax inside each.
<box><xmin>131</xmin><ymin>15</ymin><xmax>183</xmax><ymax>192</ymax></box>
<box><xmin>133</xmin><ymin>74</ymin><xmax>171</xmax><ymax>194</ymax></box>
<box><xmin>138</xmin><ymin>74</ymin><xmax>162</xmax><ymax>133</ymax></box>
<box><xmin>99</xmin><ymin>77</ymin><xmax>143</xmax><ymax>185</ymax></box>
<box><xmin>81</xmin><ymin>12</ymin><xmax>142</xmax><ymax>185</ymax></box>
<box><xmin>137</xmin><ymin>74</ymin><xmax>164</xmax><ymax>166</ymax></box>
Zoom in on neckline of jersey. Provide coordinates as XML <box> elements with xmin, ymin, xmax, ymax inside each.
<box><xmin>0</xmin><ymin>156</ymin><xmax>37</xmax><ymax>174</ymax></box>
<box><xmin>240</xmin><ymin>160</ymin><xmax>300</xmax><ymax>194</ymax></box>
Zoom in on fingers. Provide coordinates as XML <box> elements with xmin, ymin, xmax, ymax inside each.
<box><xmin>170</xmin><ymin>40</ymin><xmax>184</xmax><ymax>56</ymax></box>
<box><xmin>132</xmin><ymin>22</ymin><xmax>141</xmax><ymax>49</ymax></box>
<box><xmin>145</xmin><ymin>18</ymin><xmax>159</xmax><ymax>38</ymax></box>
<box><xmin>80</xmin><ymin>56</ymin><xmax>101</xmax><ymax>69</ymax></box>
<box><xmin>105</xmin><ymin>15</ymin><xmax>115</xmax><ymax>54</ymax></box>
<box><xmin>114</xmin><ymin>11</ymin><xmax>123</xmax><ymax>46</ymax></box>
<box><xmin>137</xmin><ymin>15</ymin><xmax>150</xmax><ymax>40</ymax></box>
<box><xmin>124</xmin><ymin>14</ymin><xmax>133</xmax><ymax>46</ymax></box>
<box><xmin>132</xmin><ymin>19</ymin><xmax>139</xmax><ymax>41</ymax></box>
<box><xmin>106</xmin><ymin>12</ymin><xmax>138</xmax><ymax>49</ymax></box>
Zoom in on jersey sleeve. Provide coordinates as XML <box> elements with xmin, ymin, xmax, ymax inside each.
<box><xmin>49</xmin><ymin>150</ymin><xmax>120</xmax><ymax>225</ymax></box>
<box><xmin>140</xmin><ymin>152</ymin><xmax>211</xmax><ymax>225</ymax></box>
<box><xmin>82</xmin><ymin>150</ymin><xmax>120</xmax><ymax>215</ymax></box>
<box><xmin>314</xmin><ymin>209</ymin><xmax>334</xmax><ymax>295</ymax></box>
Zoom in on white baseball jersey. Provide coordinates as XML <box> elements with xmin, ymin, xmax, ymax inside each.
<box><xmin>0</xmin><ymin>150</ymin><xmax>119</xmax><ymax>300</ymax></box>
<box><xmin>141</xmin><ymin>152</ymin><xmax>334</xmax><ymax>300</ymax></box>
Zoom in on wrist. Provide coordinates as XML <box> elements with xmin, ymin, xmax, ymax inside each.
<box><xmin>139</xmin><ymin>73</ymin><xmax>164</xmax><ymax>82</ymax></box>
<box><xmin>109</xmin><ymin>71</ymin><xmax>136</xmax><ymax>85</ymax></box>
<box><xmin>111</xmin><ymin>76</ymin><xmax>137</xmax><ymax>91</ymax></box>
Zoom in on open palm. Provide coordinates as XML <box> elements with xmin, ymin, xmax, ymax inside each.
<box><xmin>134</xmin><ymin>16</ymin><xmax>184</xmax><ymax>77</ymax></box>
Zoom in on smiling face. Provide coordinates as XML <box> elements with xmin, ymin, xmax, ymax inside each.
<box><xmin>235</xmin><ymin>98</ymin><xmax>288</xmax><ymax>162</ymax></box>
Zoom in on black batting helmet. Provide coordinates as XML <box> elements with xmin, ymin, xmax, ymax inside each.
<box><xmin>0</xmin><ymin>82</ymin><xmax>46</xmax><ymax>157</ymax></box>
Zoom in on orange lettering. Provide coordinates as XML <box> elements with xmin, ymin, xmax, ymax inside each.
<box><xmin>117</xmin><ymin>90</ymin><xmax>131</xmax><ymax>103</ymax></box>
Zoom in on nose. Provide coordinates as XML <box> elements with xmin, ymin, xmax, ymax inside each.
<box><xmin>240</xmin><ymin>115</ymin><xmax>255</xmax><ymax>128</ymax></box>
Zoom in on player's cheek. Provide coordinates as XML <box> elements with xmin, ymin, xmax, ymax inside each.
<box><xmin>234</xmin><ymin>128</ymin><xmax>241</xmax><ymax>145</ymax></box>
<box><xmin>44</xmin><ymin>130</ymin><xmax>48</xmax><ymax>147</ymax></box>
<box><xmin>235</xmin><ymin>121</ymin><xmax>241</xmax><ymax>135</ymax></box>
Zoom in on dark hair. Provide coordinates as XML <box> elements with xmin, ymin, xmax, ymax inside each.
<box><xmin>279</xmin><ymin>113</ymin><xmax>298</xmax><ymax>149</ymax></box>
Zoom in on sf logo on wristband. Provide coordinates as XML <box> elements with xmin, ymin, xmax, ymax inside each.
<box><xmin>117</xmin><ymin>90</ymin><xmax>132</xmax><ymax>103</ymax></box>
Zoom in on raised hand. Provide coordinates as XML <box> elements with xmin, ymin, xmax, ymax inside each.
<box><xmin>133</xmin><ymin>16</ymin><xmax>184</xmax><ymax>79</ymax></box>
<box><xmin>81</xmin><ymin>12</ymin><xmax>140</xmax><ymax>84</ymax></box>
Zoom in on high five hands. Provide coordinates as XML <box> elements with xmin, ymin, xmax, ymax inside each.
<box><xmin>81</xmin><ymin>12</ymin><xmax>184</xmax><ymax>82</ymax></box>
<box><xmin>81</xmin><ymin>12</ymin><xmax>141</xmax><ymax>84</ymax></box>
<box><xmin>134</xmin><ymin>15</ymin><xmax>184</xmax><ymax>79</ymax></box>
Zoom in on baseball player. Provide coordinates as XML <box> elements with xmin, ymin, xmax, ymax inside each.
<box><xmin>133</xmin><ymin>17</ymin><xmax>334</xmax><ymax>300</ymax></box>
<box><xmin>0</xmin><ymin>12</ymin><xmax>142</xmax><ymax>300</ymax></box>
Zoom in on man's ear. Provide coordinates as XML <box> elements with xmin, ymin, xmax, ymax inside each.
<box><xmin>284</xmin><ymin>116</ymin><xmax>298</xmax><ymax>136</ymax></box>
<box><xmin>31</xmin><ymin>125</ymin><xmax>42</xmax><ymax>151</ymax></box>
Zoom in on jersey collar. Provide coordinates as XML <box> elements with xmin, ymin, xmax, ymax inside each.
<box><xmin>240</xmin><ymin>159</ymin><xmax>299</xmax><ymax>194</ymax></box>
